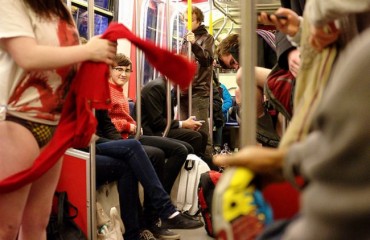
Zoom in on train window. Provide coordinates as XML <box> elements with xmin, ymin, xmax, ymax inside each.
<box><xmin>70</xmin><ymin>0</ymin><xmax>114</xmax><ymax>39</ymax></box>
<box><xmin>141</xmin><ymin>0</ymin><xmax>188</xmax><ymax>84</ymax></box>
<box><xmin>72</xmin><ymin>7</ymin><xmax>109</xmax><ymax>39</ymax></box>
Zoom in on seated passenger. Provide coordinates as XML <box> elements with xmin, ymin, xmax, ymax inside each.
<box><xmin>216</xmin><ymin>34</ymin><xmax>280</xmax><ymax>147</ymax></box>
<box><xmin>108</xmin><ymin>53</ymin><xmax>190</xmax><ymax>195</ymax></box>
<box><xmin>94</xmin><ymin>110</ymin><xmax>204</xmax><ymax>240</ymax></box>
<box><xmin>214</xmin><ymin>25</ymin><xmax>370</xmax><ymax>240</ymax></box>
<box><xmin>138</xmin><ymin>76</ymin><xmax>219</xmax><ymax>170</ymax></box>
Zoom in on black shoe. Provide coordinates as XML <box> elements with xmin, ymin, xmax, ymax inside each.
<box><xmin>161</xmin><ymin>213</ymin><xmax>204</xmax><ymax>229</ymax></box>
<box><xmin>149</xmin><ymin>220</ymin><xmax>180</xmax><ymax>239</ymax></box>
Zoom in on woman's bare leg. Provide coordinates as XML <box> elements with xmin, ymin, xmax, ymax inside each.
<box><xmin>0</xmin><ymin>121</ymin><xmax>39</xmax><ymax>239</ymax></box>
<box><xmin>18</xmin><ymin>158</ymin><xmax>62</xmax><ymax>240</ymax></box>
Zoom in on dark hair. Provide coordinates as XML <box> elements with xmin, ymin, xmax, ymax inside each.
<box><xmin>23</xmin><ymin>0</ymin><xmax>73</xmax><ymax>25</ymax></box>
<box><xmin>114</xmin><ymin>53</ymin><xmax>132</xmax><ymax>68</ymax></box>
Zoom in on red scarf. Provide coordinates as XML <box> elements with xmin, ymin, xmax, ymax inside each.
<box><xmin>0</xmin><ymin>22</ymin><xmax>196</xmax><ymax>193</ymax></box>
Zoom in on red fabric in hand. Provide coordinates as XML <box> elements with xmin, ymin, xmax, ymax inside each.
<box><xmin>0</xmin><ymin>22</ymin><xmax>196</xmax><ymax>193</ymax></box>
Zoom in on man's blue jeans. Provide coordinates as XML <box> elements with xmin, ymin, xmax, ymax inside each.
<box><xmin>95</xmin><ymin>139</ymin><xmax>176</xmax><ymax>240</ymax></box>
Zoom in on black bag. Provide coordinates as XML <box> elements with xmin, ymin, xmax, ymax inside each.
<box><xmin>198</xmin><ymin>170</ymin><xmax>222</xmax><ymax>237</ymax></box>
<box><xmin>47</xmin><ymin>191</ymin><xmax>87</xmax><ymax>240</ymax></box>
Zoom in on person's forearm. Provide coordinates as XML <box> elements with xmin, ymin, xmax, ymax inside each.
<box><xmin>3</xmin><ymin>37</ymin><xmax>90</xmax><ymax>71</ymax></box>
<box><xmin>306</xmin><ymin>0</ymin><xmax>370</xmax><ymax>26</ymax></box>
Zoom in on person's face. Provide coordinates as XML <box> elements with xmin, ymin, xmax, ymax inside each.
<box><xmin>183</xmin><ymin>13</ymin><xmax>201</xmax><ymax>31</ymax></box>
<box><xmin>110</xmin><ymin>65</ymin><xmax>132</xmax><ymax>87</ymax></box>
<box><xmin>220</xmin><ymin>54</ymin><xmax>239</xmax><ymax>70</ymax></box>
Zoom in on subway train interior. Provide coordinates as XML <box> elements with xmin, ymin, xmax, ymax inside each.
<box><xmin>64</xmin><ymin>0</ymin><xmax>293</xmax><ymax>239</ymax></box>
<box><xmin>2</xmin><ymin>0</ymin><xmax>369</xmax><ymax>239</ymax></box>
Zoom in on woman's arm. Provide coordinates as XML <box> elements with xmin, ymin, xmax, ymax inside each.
<box><xmin>1</xmin><ymin>35</ymin><xmax>116</xmax><ymax>71</ymax></box>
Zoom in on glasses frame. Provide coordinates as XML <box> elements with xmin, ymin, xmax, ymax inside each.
<box><xmin>113</xmin><ymin>67</ymin><xmax>132</xmax><ymax>74</ymax></box>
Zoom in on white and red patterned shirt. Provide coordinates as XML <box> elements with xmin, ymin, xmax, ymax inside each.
<box><xmin>0</xmin><ymin>0</ymin><xmax>79</xmax><ymax>124</ymax></box>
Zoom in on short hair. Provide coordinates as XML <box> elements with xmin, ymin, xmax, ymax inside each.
<box><xmin>114</xmin><ymin>53</ymin><xmax>132</xmax><ymax>68</ymax></box>
<box><xmin>216</xmin><ymin>34</ymin><xmax>240</xmax><ymax>58</ymax></box>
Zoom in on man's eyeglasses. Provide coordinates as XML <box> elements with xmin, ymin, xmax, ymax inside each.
<box><xmin>113</xmin><ymin>67</ymin><xmax>132</xmax><ymax>73</ymax></box>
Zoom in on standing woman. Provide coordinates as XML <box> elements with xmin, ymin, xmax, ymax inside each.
<box><xmin>0</xmin><ymin>0</ymin><xmax>116</xmax><ymax>239</ymax></box>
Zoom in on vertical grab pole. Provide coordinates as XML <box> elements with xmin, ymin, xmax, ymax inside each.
<box><xmin>187</xmin><ymin>0</ymin><xmax>192</xmax><ymax>116</ymax></box>
<box><xmin>66</xmin><ymin>0</ymin><xmax>71</xmax><ymax>9</ymax></box>
<box><xmin>208</xmin><ymin>0</ymin><xmax>214</xmax><ymax>145</ymax></box>
<box><xmin>163</xmin><ymin>0</ymin><xmax>172</xmax><ymax>137</ymax></box>
<box><xmin>240</xmin><ymin>0</ymin><xmax>256</xmax><ymax>147</ymax></box>
<box><xmin>135</xmin><ymin>0</ymin><xmax>142</xmax><ymax>140</ymax></box>
<box><xmin>87</xmin><ymin>0</ymin><xmax>96</xmax><ymax>239</ymax></box>
<box><xmin>176</xmin><ymin>8</ymin><xmax>181</xmax><ymax>120</ymax></box>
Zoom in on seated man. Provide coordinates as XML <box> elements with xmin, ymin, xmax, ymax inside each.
<box><xmin>216</xmin><ymin>34</ymin><xmax>281</xmax><ymax>147</ymax></box>
<box><xmin>94</xmin><ymin>110</ymin><xmax>204</xmax><ymax>240</ymax></box>
<box><xmin>139</xmin><ymin>75</ymin><xmax>218</xmax><ymax>170</ymax></box>
<box><xmin>108</xmin><ymin>53</ymin><xmax>191</xmax><ymax>196</ymax></box>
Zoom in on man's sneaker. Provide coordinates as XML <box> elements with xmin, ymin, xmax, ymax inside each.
<box><xmin>161</xmin><ymin>212</ymin><xmax>204</xmax><ymax>229</ymax></box>
<box><xmin>140</xmin><ymin>229</ymin><xmax>157</xmax><ymax>240</ymax></box>
<box><xmin>149</xmin><ymin>219</ymin><xmax>180</xmax><ymax>239</ymax></box>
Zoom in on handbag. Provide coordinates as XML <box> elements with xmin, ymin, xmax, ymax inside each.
<box><xmin>47</xmin><ymin>191</ymin><xmax>87</xmax><ymax>240</ymax></box>
<box><xmin>96</xmin><ymin>202</ymin><xmax>125</xmax><ymax>240</ymax></box>
<box><xmin>96</xmin><ymin>182</ymin><xmax>120</xmax><ymax>217</ymax></box>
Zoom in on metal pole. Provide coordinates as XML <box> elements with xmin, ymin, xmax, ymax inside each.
<box><xmin>187</xmin><ymin>0</ymin><xmax>193</xmax><ymax>117</ymax></box>
<box><xmin>240</xmin><ymin>0</ymin><xmax>256</xmax><ymax>147</ymax></box>
<box><xmin>208</xmin><ymin>0</ymin><xmax>214</xmax><ymax>145</ymax></box>
<box><xmin>87</xmin><ymin>0</ymin><xmax>96</xmax><ymax>239</ymax></box>
<box><xmin>163</xmin><ymin>0</ymin><xmax>172</xmax><ymax>137</ymax></box>
<box><xmin>135</xmin><ymin>0</ymin><xmax>142</xmax><ymax>140</ymax></box>
<box><xmin>66</xmin><ymin>0</ymin><xmax>71</xmax><ymax>9</ymax></box>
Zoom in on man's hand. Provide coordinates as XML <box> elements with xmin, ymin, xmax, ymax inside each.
<box><xmin>182</xmin><ymin>116</ymin><xmax>202</xmax><ymax>131</ymax></box>
<box><xmin>186</xmin><ymin>32</ymin><xmax>196</xmax><ymax>44</ymax></box>
<box><xmin>258</xmin><ymin>8</ymin><xmax>300</xmax><ymax>37</ymax></box>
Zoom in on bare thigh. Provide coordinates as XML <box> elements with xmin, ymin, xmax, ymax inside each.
<box><xmin>0</xmin><ymin>121</ymin><xmax>39</xmax><ymax>237</ymax></box>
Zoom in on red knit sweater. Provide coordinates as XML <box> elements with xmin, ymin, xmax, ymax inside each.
<box><xmin>108</xmin><ymin>83</ymin><xmax>135</xmax><ymax>139</ymax></box>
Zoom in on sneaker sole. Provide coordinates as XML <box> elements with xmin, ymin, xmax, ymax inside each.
<box><xmin>212</xmin><ymin>167</ymin><xmax>264</xmax><ymax>239</ymax></box>
<box><xmin>157</xmin><ymin>233</ymin><xmax>180</xmax><ymax>240</ymax></box>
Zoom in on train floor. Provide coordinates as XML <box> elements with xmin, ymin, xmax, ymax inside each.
<box><xmin>172</xmin><ymin>225</ymin><xmax>214</xmax><ymax>240</ymax></box>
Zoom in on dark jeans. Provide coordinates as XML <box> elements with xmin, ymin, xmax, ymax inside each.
<box><xmin>96</xmin><ymin>139</ymin><xmax>176</xmax><ymax>240</ymax></box>
<box><xmin>167</xmin><ymin>128</ymin><xmax>217</xmax><ymax>170</ymax></box>
<box><xmin>213</xmin><ymin>126</ymin><xmax>223</xmax><ymax>147</ymax></box>
<box><xmin>139</xmin><ymin>135</ymin><xmax>188</xmax><ymax>194</ymax></box>
<box><xmin>167</xmin><ymin>128</ymin><xmax>207</xmax><ymax>157</ymax></box>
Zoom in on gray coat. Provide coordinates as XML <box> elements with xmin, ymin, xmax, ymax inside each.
<box><xmin>283</xmin><ymin>26</ymin><xmax>370</xmax><ymax>240</ymax></box>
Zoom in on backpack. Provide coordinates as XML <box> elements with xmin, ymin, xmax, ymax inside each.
<box><xmin>170</xmin><ymin>154</ymin><xmax>210</xmax><ymax>216</ymax></box>
<box><xmin>198</xmin><ymin>170</ymin><xmax>222</xmax><ymax>237</ymax></box>
<box><xmin>212</xmin><ymin>168</ymin><xmax>274</xmax><ymax>240</ymax></box>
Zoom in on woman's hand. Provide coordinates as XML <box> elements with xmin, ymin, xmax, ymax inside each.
<box><xmin>287</xmin><ymin>49</ymin><xmax>301</xmax><ymax>77</ymax></box>
<box><xmin>84</xmin><ymin>35</ymin><xmax>117</xmax><ymax>64</ymax></box>
<box><xmin>309</xmin><ymin>22</ymin><xmax>340</xmax><ymax>52</ymax></box>
<box><xmin>213</xmin><ymin>146</ymin><xmax>287</xmax><ymax>185</ymax></box>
